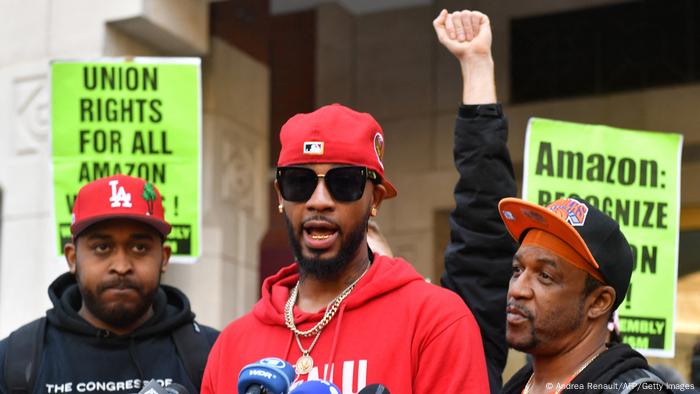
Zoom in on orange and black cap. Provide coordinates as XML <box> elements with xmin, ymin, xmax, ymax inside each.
<box><xmin>499</xmin><ymin>197</ymin><xmax>633</xmax><ymax>310</ymax></box>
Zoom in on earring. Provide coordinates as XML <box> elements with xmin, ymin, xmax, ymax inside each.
<box><xmin>278</xmin><ymin>204</ymin><xmax>284</xmax><ymax>213</ymax></box>
<box><xmin>371</xmin><ymin>207</ymin><xmax>377</xmax><ymax>217</ymax></box>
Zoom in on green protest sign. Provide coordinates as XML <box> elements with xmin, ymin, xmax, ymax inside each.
<box><xmin>51</xmin><ymin>58</ymin><xmax>201</xmax><ymax>262</ymax></box>
<box><xmin>523</xmin><ymin>117</ymin><xmax>682</xmax><ymax>358</ymax></box>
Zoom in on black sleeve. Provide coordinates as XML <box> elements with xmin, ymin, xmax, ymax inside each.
<box><xmin>693</xmin><ymin>350</ymin><xmax>700</xmax><ymax>387</ymax></box>
<box><xmin>440</xmin><ymin>104</ymin><xmax>518</xmax><ymax>393</ymax></box>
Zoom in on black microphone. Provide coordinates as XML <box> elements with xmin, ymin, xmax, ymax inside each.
<box><xmin>289</xmin><ymin>380</ymin><xmax>340</xmax><ymax>393</ymax></box>
<box><xmin>165</xmin><ymin>383</ymin><xmax>190</xmax><ymax>394</ymax></box>
<box><xmin>138</xmin><ymin>380</ymin><xmax>169</xmax><ymax>394</ymax></box>
<box><xmin>357</xmin><ymin>384</ymin><xmax>390</xmax><ymax>394</ymax></box>
<box><xmin>137</xmin><ymin>380</ymin><xmax>191</xmax><ymax>394</ymax></box>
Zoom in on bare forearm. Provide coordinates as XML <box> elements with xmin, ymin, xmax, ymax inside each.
<box><xmin>461</xmin><ymin>56</ymin><xmax>496</xmax><ymax>104</ymax></box>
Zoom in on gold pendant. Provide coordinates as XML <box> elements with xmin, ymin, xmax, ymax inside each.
<box><xmin>295</xmin><ymin>354</ymin><xmax>314</xmax><ymax>375</ymax></box>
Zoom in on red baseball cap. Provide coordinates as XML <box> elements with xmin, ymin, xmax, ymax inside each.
<box><xmin>71</xmin><ymin>174</ymin><xmax>171</xmax><ymax>238</ymax></box>
<box><xmin>277</xmin><ymin>103</ymin><xmax>398</xmax><ymax>198</ymax></box>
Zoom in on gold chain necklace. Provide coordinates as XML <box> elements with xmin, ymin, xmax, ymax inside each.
<box><xmin>285</xmin><ymin>263</ymin><xmax>370</xmax><ymax>375</ymax></box>
<box><xmin>523</xmin><ymin>351</ymin><xmax>601</xmax><ymax>394</ymax></box>
<box><xmin>292</xmin><ymin>330</ymin><xmax>322</xmax><ymax>376</ymax></box>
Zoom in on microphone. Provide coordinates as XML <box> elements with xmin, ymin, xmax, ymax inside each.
<box><xmin>138</xmin><ymin>380</ymin><xmax>168</xmax><ymax>394</ymax></box>
<box><xmin>289</xmin><ymin>380</ymin><xmax>340</xmax><ymax>394</ymax></box>
<box><xmin>165</xmin><ymin>383</ymin><xmax>190</xmax><ymax>394</ymax></box>
<box><xmin>138</xmin><ymin>380</ymin><xmax>191</xmax><ymax>394</ymax></box>
<box><xmin>237</xmin><ymin>357</ymin><xmax>296</xmax><ymax>394</ymax></box>
<box><xmin>357</xmin><ymin>384</ymin><xmax>391</xmax><ymax>394</ymax></box>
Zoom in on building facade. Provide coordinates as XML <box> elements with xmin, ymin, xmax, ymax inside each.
<box><xmin>1</xmin><ymin>0</ymin><xmax>698</xmax><ymax>382</ymax></box>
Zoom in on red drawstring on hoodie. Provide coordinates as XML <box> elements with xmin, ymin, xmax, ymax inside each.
<box><xmin>327</xmin><ymin>304</ymin><xmax>346</xmax><ymax>371</ymax></box>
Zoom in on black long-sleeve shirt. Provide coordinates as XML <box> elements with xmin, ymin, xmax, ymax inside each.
<box><xmin>441</xmin><ymin>104</ymin><xmax>517</xmax><ymax>393</ymax></box>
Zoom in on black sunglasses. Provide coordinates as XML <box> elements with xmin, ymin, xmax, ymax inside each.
<box><xmin>276</xmin><ymin>166</ymin><xmax>380</xmax><ymax>202</ymax></box>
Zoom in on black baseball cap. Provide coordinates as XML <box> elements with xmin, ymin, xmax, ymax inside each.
<box><xmin>498</xmin><ymin>197</ymin><xmax>633</xmax><ymax>310</ymax></box>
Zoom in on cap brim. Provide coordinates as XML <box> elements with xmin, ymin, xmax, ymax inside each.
<box><xmin>381</xmin><ymin>178</ymin><xmax>397</xmax><ymax>199</ymax></box>
<box><xmin>498</xmin><ymin>197</ymin><xmax>598</xmax><ymax>269</ymax></box>
<box><xmin>71</xmin><ymin>214</ymin><xmax>172</xmax><ymax>239</ymax></box>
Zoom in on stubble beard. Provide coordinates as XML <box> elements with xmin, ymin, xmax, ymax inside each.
<box><xmin>76</xmin><ymin>263</ymin><xmax>160</xmax><ymax>329</ymax></box>
<box><xmin>507</xmin><ymin>298</ymin><xmax>585</xmax><ymax>353</ymax></box>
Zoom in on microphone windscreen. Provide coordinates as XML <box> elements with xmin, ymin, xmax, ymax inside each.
<box><xmin>237</xmin><ymin>357</ymin><xmax>296</xmax><ymax>394</ymax></box>
<box><xmin>289</xmin><ymin>380</ymin><xmax>341</xmax><ymax>394</ymax></box>
<box><xmin>357</xmin><ymin>384</ymin><xmax>391</xmax><ymax>394</ymax></box>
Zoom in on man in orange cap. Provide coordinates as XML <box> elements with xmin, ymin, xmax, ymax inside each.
<box><xmin>497</xmin><ymin>197</ymin><xmax>657</xmax><ymax>393</ymax></box>
<box><xmin>435</xmin><ymin>8</ymin><xmax>674</xmax><ymax>394</ymax></box>
<box><xmin>202</xmin><ymin>104</ymin><xmax>489</xmax><ymax>393</ymax></box>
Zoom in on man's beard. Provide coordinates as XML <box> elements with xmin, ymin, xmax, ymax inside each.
<box><xmin>76</xmin><ymin>266</ymin><xmax>159</xmax><ymax>329</ymax></box>
<box><xmin>285</xmin><ymin>213</ymin><xmax>369</xmax><ymax>281</ymax></box>
<box><xmin>506</xmin><ymin>301</ymin><xmax>539</xmax><ymax>352</ymax></box>
<box><xmin>506</xmin><ymin>297</ymin><xmax>585</xmax><ymax>352</ymax></box>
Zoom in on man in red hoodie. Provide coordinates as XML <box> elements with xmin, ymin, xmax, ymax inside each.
<box><xmin>201</xmin><ymin>104</ymin><xmax>489</xmax><ymax>393</ymax></box>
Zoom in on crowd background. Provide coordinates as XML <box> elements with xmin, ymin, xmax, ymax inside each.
<box><xmin>1</xmin><ymin>0</ymin><xmax>699</xmax><ymax>385</ymax></box>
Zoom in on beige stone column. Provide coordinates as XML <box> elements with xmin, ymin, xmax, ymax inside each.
<box><xmin>163</xmin><ymin>38</ymin><xmax>269</xmax><ymax>328</ymax></box>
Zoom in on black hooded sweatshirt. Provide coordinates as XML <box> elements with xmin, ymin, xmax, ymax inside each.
<box><xmin>0</xmin><ymin>273</ymin><xmax>218</xmax><ymax>394</ymax></box>
<box><xmin>502</xmin><ymin>343</ymin><xmax>673</xmax><ymax>394</ymax></box>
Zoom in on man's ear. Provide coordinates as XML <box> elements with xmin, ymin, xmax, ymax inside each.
<box><xmin>64</xmin><ymin>242</ymin><xmax>77</xmax><ymax>274</ymax></box>
<box><xmin>370</xmin><ymin>183</ymin><xmax>387</xmax><ymax>214</ymax></box>
<box><xmin>587</xmin><ymin>285</ymin><xmax>615</xmax><ymax>320</ymax></box>
<box><xmin>274</xmin><ymin>180</ymin><xmax>284</xmax><ymax>208</ymax></box>
<box><xmin>161</xmin><ymin>244</ymin><xmax>172</xmax><ymax>273</ymax></box>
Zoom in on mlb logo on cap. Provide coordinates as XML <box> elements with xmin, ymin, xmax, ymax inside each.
<box><xmin>303</xmin><ymin>141</ymin><xmax>324</xmax><ymax>155</ymax></box>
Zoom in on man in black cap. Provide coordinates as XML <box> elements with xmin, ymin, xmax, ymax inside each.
<box><xmin>434</xmin><ymin>8</ymin><xmax>675</xmax><ymax>394</ymax></box>
<box><xmin>497</xmin><ymin>197</ymin><xmax>672</xmax><ymax>393</ymax></box>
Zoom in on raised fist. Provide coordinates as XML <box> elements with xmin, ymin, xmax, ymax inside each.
<box><xmin>433</xmin><ymin>9</ymin><xmax>492</xmax><ymax>62</ymax></box>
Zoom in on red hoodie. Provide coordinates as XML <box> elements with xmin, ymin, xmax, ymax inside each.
<box><xmin>202</xmin><ymin>254</ymin><xmax>489</xmax><ymax>393</ymax></box>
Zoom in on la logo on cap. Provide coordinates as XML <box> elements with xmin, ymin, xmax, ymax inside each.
<box><xmin>109</xmin><ymin>180</ymin><xmax>132</xmax><ymax>208</ymax></box>
<box><xmin>303</xmin><ymin>141</ymin><xmax>324</xmax><ymax>155</ymax></box>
